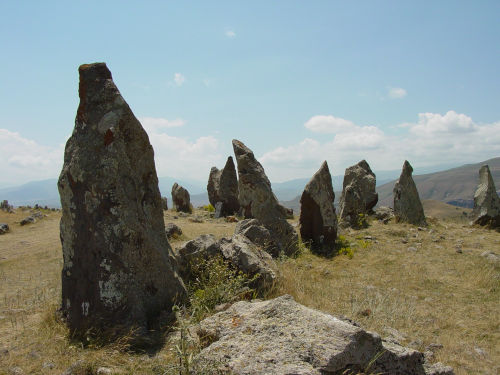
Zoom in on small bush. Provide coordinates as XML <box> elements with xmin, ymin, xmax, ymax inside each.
<box><xmin>187</xmin><ymin>256</ymin><xmax>255</xmax><ymax>322</ymax></box>
<box><xmin>203</xmin><ymin>204</ymin><xmax>215</xmax><ymax>212</ymax></box>
<box><xmin>336</xmin><ymin>235</ymin><xmax>355</xmax><ymax>259</ymax></box>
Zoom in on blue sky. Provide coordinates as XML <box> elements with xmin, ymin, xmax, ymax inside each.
<box><xmin>1</xmin><ymin>1</ymin><xmax>499</xmax><ymax>187</ymax></box>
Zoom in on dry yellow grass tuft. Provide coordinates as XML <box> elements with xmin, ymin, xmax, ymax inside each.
<box><xmin>0</xmin><ymin>207</ymin><xmax>499</xmax><ymax>374</ymax></box>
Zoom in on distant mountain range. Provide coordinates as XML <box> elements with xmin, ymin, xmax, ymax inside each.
<box><xmin>376</xmin><ymin>157</ymin><xmax>500</xmax><ymax>208</ymax></box>
<box><xmin>1</xmin><ymin>158</ymin><xmax>498</xmax><ymax>210</ymax></box>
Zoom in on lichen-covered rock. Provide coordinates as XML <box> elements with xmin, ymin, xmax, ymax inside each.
<box><xmin>192</xmin><ymin>295</ymin><xmax>454</xmax><ymax>375</ymax></box>
<box><xmin>175</xmin><ymin>234</ymin><xmax>220</xmax><ymax>279</ymax></box>
<box><xmin>58</xmin><ymin>62</ymin><xmax>186</xmax><ymax>338</ymax></box>
<box><xmin>471</xmin><ymin>165</ymin><xmax>500</xmax><ymax>228</ymax></box>
<box><xmin>232</xmin><ymin>139</ymin><xmax>298</xmax><ymax>256</ymax></box>
<box><xmin>207</xmin><ymin>156</ymin><xmax>240</xmax><ymax>217</ymax></box>
<box><xmin>234</xmin><ymin>219</ymin><xmax>277</xmax><ymax>256</ymax></box>
<box><xmin>339</xmin><ymin>160</ymin><xmax>378</xmax><ymax>228</ymax></box>
<box><xmin>299</xmin><ymin>161</ymin><xmax>337</xmax><ymax>254</ymax></box>
<box><xmin>393</xmin><ymin>161</ymin><xmax>427</xmax><ymax>226</ymax></box>
<box><xmin>171</xmin><ymin>183</ymin><xmax>191</xmax><ymax>213</ymax></box>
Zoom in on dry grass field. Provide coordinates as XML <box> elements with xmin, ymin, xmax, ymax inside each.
<box><xmin>0</xmin><ymin>203</ymin><xmax>498</xmax><ymax>374</ymax></box>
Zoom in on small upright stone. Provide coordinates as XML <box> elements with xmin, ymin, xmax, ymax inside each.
<box><xmin>161</xmin><ymin>197</ymin><xmax>168</xmax><ymax>210</ymax></box>
<box><xmin>171</xmin><ymin>183</ymin><xmax>191</xmax><ymax>213</ymax></box>
<box><xmin>232</xmin><ymin>139</ymin><xmax>298</xmax><ymax>256</ymax></box>
<box><xmin>339</xmin><ymin>160</ymin><xmax>378</xmax><ymax>228</ymax></box>
<box><xmin>207</xmin><ymin>156</ymin><xmax>240</xmax><ymax>216</ymax></box>
<box><xmin>299</xmin><ymin>161</ymin><xmax>337</xmax><ymax>253</ymax></box>
<box><xmin>471</xmin><ymin>165</ymin><xmax>500</xmax><ymax>228</ymax></box>
<box><xmin>58</xmin><ymin>63</ymin><xmax>186</xmax><ymax>339</ymax></box>
<box><xmin>393</xmin><ymin>160</ymin><xmax>426</xmax><ymax>226</ymax></box>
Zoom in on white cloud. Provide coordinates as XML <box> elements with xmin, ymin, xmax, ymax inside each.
<box><xmin>304</xmin><ymin>115</ymin><xmax>355</xmax><ymax>133</ymax></box>
<box><xmin>260</xmin><ymin>111</ymin><xmax>500</xmax><ymax>182</ymax></box>
<box><xmin>388</xmin><ymin>87</ymin><xmax>407</xmax><ymax>99</ymax></box>
<box><xmin>225</xmin><ymin>30</ymin><xmax>236</xmax><ymax>38</ymax></box>
<box><xmin>139</xmin><ymin>117</ymin><xmax>185</xmax><ymax>132</ymax></box>
<box><xmin>0</xmin><ymin>129</ymin><xmax>64</xmax><ymax>186</ymax></box>
<box><xmin>173</xmin><ymin>73</ymin><xmax>185</xmax><ymax>86</ymax></box>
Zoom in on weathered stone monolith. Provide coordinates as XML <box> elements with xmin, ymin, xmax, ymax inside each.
<box><xmin>339</xmin><ymin>160</ymin><xmax>378</xmax><ymax>228</ymax></box>
<box><xmin>393</xmin><ymin>160</ymin><xmax>427</xmax><ymax>226</ymax></box>
<box><xmin>171</xmin><ymin>183</ymin><xmax>191</xmax><ymax>213</ymax></box>
<box><xmin>232</xmin><ymin>139</ymin><xmax>298</xmax><ymax>256</ymax></box>
<box><xmin>58</xmin><ymin>63</ymin><xmax>186</xmax><ymax>339</ymax></box>
<box><xmin>471</xmin><ymin>165</ymin><xmax>500</xmax><ymax>228</ymax></box>
<box><xmin>299</xmin><ymin>161</ymin><xmax>337</xmax><ymax>253</ymax></box>
<box><xmin>207</xmin><ymin>156</ymin><xmax>240</xmax><ymax>216</ymax></box>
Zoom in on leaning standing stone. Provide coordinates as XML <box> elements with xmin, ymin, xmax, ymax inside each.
<box><xmin>339</xmin><ymin>160</ymin><xmax>378</xmax><ymax>228</ymax></box>
<box><xmin>171</xmin><ymin>183</ymin><xmax>191</xmax><ymax>213</ymax></box>
<box><xmin>471</xmin><ymin>165</ymin><xmax>500</xmax><ymax>228</ymax></box>
<box><xmin>232</xmin><ymin>139</ymin><xmax>298</xmax><ymax>256</ymax></box>
<box><xmin>58</xmin><ymin>63</ymin><xmax>186</xmax><ymax>339</ymax></box>
<box><xmin>299</xmin><ymin>161</ymin><xmax>337</xmax><ymax>253</ymax></box>
<box><xmin>393</xmin><ymin>160</ymin><xmax>426</xmax><ymax>226</ymax></box>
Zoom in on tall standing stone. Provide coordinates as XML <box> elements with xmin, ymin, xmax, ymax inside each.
<box><xmin>471</xmin><ymin>165</ymin><xmax>500</xmax><ymax>228</ymax></box>
<box><xmin>393</xmin><ymin>160</ymin><xmax>427</xmax><ymax>226</ymax></box>
<box><xmin>232</xmin><ymin>139</ymin><xmax>298</xmax><ymax>256</ymax></box>
<box><xmin>58</xmin><ymin>63</ymin><xmax>186</xmax><ymax>339</ymax></box>
<box><xmin>339</xmin><ymin>160</ymin><xmax>378</xmax><ymax>228</ymax></box>
<box><xmin>171</xmin><ymin>183</ymin><xmax>191</xmax><ymax>213</ymax></box>
<box><xmin>299</xmin><ymin>161</ymin><xmax>337</xmax><ymax>253</ymax></box>
<box><xmin>207</xmin><ymin>156</ymin><xmax>240</xmax><ymax>216</ymax></box>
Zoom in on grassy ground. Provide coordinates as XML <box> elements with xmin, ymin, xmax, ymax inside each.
<box><xmin>0</xmin><ymin>204</ymin><xmax>498</xmax><ymax>374</ymax></box>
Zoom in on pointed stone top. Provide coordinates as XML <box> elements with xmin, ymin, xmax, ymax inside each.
<box><xmin>224</xmin><ymin>155</ymin><xmax>235</xmax><ymax>169</ymax></box>
<box><xmin>402</xmin><ymin>160</ymin><xmax>413</xmax><ymax>174</ymax></box>
<box><xmin>479</xmin><ymin>164</ymin><xmax>494</xmax><ymax>185</ymax></box>
<box><xmin>320</xmin><ymin>160</ymin><xmax>329</xmax><ymax>171</ymax></box>
<box><xmin>357</xmin><ymin>159</ymin><xmax>373</xmax><ymax>174</ymax></box>
<box><xmin>232</xmin><ymin>139</ymin><xmax>253</xmax><ymax>157</ymax></box>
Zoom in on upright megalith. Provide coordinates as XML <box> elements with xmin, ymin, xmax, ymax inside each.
<box><xmin>232</xmin><ymin>139</ymin><xmax>298</xmax><ymax>256</ymax></box>
<box><xmin>171</xmin><ymin>183</ymin><xmax>191</xmax><ymax>213</ymax></box>
<box><xmin>207</xmin><ymin>156</ymin><xmax>240</xmax><ymax>216</ymax></box>
<box><xmin>471</xmin><ymin>165</ymin><xmax>500</xmax><ymax>228</ymax></box>
<box><xmin>393</xmin><ymin>160</ymin><xmax>426</xmax><ymax>226</ymax></box>
<box><xmin>339</xmin><ymin>160</ymin><xmax>378</xmax><ymax>228</ymax></box>
<box><xmin>299</xmin><ymin>161</ymin><xmax>337</xmax><ymax>253</ymax></box>
<box><xmin>58</xmin><ymin>63</ymin><xmax>186</xmax><ymax>339</ymax></box>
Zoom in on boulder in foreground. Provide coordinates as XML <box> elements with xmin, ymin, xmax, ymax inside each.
<box><xmin>192</xmin><ymin>295</ymin><xmax>454</xmax><ymax>375</ymax></box>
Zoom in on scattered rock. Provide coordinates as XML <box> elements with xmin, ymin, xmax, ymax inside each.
<box><xmin>374</xmin><ymin>206</ymin><xmax>394</xmax><ymax>223</ymax></box>
<box><xmin>407</xmin><ymin>247</ymin><xmax>417</xmax><ymax>252</ymax></box>
<box><xmin>225</xmin><ymin>215</ymin><xmax>238</xmax><ymax>223</ymax></box>
<box><xmin>20</xmin><ymin>216</ymin><xmax>35</xmax><ymax>226</ymax></box>
<box><xmin>339</xmin><ymin>160</ymin><xmax>378</xmax><ymax>227</ymax></box>
<box><xmin>299</xmin><ymin>161</ymin><xmax>337</xmax><ymax>254</ymax></box>
<box><xmin>233</xmin><ymin>139</ymin><xmax>298</xmax><ymax>256</ymax></box>
<box><xmin>58</xmin><ymin>62</ymin><xmax>186</xmax><ymax>339</ymax></box>
<box><xmin>207</xmin><ymin>156</ymin><xmax>240</xmax><ymax>216</ymax></box>
<box><xmin>192</xmin><ymin>295</ymin><xmax>454</xmax><ymax>375</ymax></box>
<box><xmin>61</xmin><ymin>360</ymin><xmax>89</xmax><ymax>375</ymax></box>
<box><xmin>188</xmin><ymin>216</ymin><xmax>204</xmax><ymax>223</ymax></box>
<box><xmin>175</xmin><ymin>234</ymin><xmax>221</xmax><ymax>279</ymax></box>
<box><xmin>470</xmin><ymin>165</ymin><xmax>500</xmax><ymax>228</ymax></box>
<box><xmin>171</xmin><ymin>183</ymin><xmax>191</xmax><ymax>213</ymax></box>
<box><xmin>474</xmin><ymin>346</ymin><xmax>487</xmax><ymax>357</ymax></box>
<box><xmin>480</xmin><ymin>251</ymin><xmax>499</xmax><ymax>264</ymax></box>
<box><xmin>393</xmin><ymin>160</ymin><xmax>427</xmax><ymax>226</ymax></box>
<box><xmin>8</xmin><ymin>367</ymin><xmax>24</xmax><ymax>375</ymax></box>
<box><xmin>42</xmin><ymin>362</ymin><xmax>55</xmax><ymax>369</ymax></box>
<box><xmin>0</xmin><ymin>223</ymin><xmax>9</xmax><ymax>234</ymax></box>
<box><xmin>97</xmin><ymin>367</ymin><xmax>113</xmax><ymax>375</ymax></box>
<box><xmin>165</xmin><ymin>223</ymin><xmax>182</xmax><ymax>239</ymax></box>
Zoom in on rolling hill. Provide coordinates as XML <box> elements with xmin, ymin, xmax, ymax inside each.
<box><xmin>376</xmin><ymin>157</ymin><xmax>500</xmax><ymax>208</ymax></box>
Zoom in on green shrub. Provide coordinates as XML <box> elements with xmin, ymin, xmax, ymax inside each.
<box><xmin>336</xmin><ymin>235</ymin><xmax>355</xmax><ymax>259</ymax></box>
<box><xmin>203</xmin><ymin>204</ymin><xmax>215</xmax><ymax>212</ymax></box>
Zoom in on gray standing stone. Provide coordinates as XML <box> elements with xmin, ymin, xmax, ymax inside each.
<box><xmin>171</xmin><ymin>183</ymin><xmax>191</xmax><ymax>213</ymax></box>
<box><xmin>339</xmin><ymin>160</ymin><xmax>378</xmax><ymax>228</ymax></box>
<box><xmin>191</xmin><ymin>295</ymin><xmax>454</xmax><ymax>375</ymax></box>
<box><xmin>214</xmin><ymin>201</ymin><xmax>223</xmax><ymax>219</ymax></box>
<box><xmin>232</xmin><ymin>139</ymin><xmax>298</xmax><ymax>256</ymax></box>
<box><xmin>471</xmin><ymin>165</ymin><xmax>500</xmax><ymax>228</ymax></box>
<box><xmin>393</xmin><ymin>160</ymin><xmax>427</xmax><ymax>226</ymax></box>
<box><xmin>58</xmin><ymin>63</ymin><xmax>186</xmax><ymax>339</ymax></box>
<box><xmin>299</xmin><ymin>161</ymin><xmax>337</xmax><ymax>254</ymax></box>
<box><xmin>207</xmin><ymin>156</ymin><xmax>240</xmax><ymax>216</ymax></box>
<box><xmin>161</xmin><ymin>196</ymin><xmax>168</xmax><ymax>210</ymax></box>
